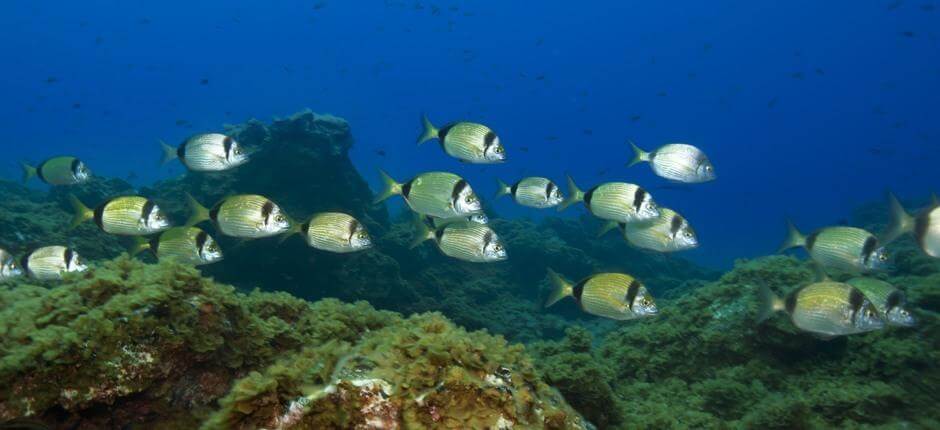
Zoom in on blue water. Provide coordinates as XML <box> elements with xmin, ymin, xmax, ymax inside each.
<box><xmin>3</xmin><ymin>1</ymin><xmax>938</xmax><ymax>268</ymax></box>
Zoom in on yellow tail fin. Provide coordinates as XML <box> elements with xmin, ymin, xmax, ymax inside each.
<box><xmin>777</xmin><ymin>220</ymin><xmax>806</xmax><ymax>253</ymax></box>
<box><xmin>20</xmin><ymin>162</ymin><xmax>37</xmax><ymax>184</ymax></box>
<box><xmin>756</xmin><ymin>285</ymin><xmax>785</xmax><ymax>323</ymax></box>
<box><xmin>185</xmin><ymin>193</ymin><xmax>210</xmax><ymax>227</ymax></box>
<box><xmin>627</xmin><ymin>140</ymin><xmax>650</xmax><ymax>167</ymax></box>
<box><xmin>494</xmin><ymin>179</ymin><xmax>512</xmax><ymax>200</ymax></box>
<box><xmin>409</xmin><ymin>214</ymin><xmax>435</xmax><ymax>249</ymax></box>
<box><xmin>544</xmin><ymin>268</ymin><xmax>574</xmax><ymax>308</ymax></box>
<box><xmin>416</xmin><ymin>114</ymin><xmax>439</xmax><ymax>145</ymax></box>
<box><xmin>557</xmin><ymin>175</ymin><xmax>584</xmax><ymax>211</ymax></box>
<box><xmin>68</xmin><ymin>195</ymin><xmax>94</xmax><ymax>229</ymax></box>
<box><xmin>596</xmin><ymin>221</ymin><xmax>621</xmax><ymax>238</ymax></box>
<box><xmin>880</xmin><ymin>192</ymin><xmax>914</xmax><ymax>244</ymax></box>
<box><xmin>159</xmin><ymin>140</ymin><xmax>178</xmax><ymax>166</ymax></box>
<box><xmin>128</xmin><ymin>237</ymin><xmax>151</xmax><ymax>257</ymax></box>
<box><xmin>373</xmin><ymin>170</ymin><xmax>402</xmax><ymax>204</ymax></box>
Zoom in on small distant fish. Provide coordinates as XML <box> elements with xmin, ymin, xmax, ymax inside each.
<box><xmin>495</xmin><ymin>177</ymin><xmax>563</xmax><ymax>209</ymax></box>
<box><xmin>582</xmin><ymin>129</ymin><xmax>593</xmax><ymax>135</ymax></box>
<box><xmin>922</xmin><ymin>4</ymin><xmax>936</xmax><ymax>11</ymax></box>
<box><xmin>285</xmin><ymin>212</ymin><xmax>372</xmax><ymax>253</ymax></box>
<box><xmin>71</xmin><ymin>102</ymin><xmax>81</xmax><ymax>109</ymax></box>
<box><xmin>901</xmin><ymin>31</ymin><xmax>915</xmax><ymax>37</ymax></box>
<box><xmin>757</xmin><ymin>282</ymin><xmax>883</xmax><ymax>339</ymax></box>
<box><xmin>628</xmin><ymin>141</ymin><xmax>716</xmax><ymax>183</ymax></box>
<box><xmin>630</xmin><ymin>115</ymin><xmax>642</xmax><ymax>122</ymax></box>
<box><xmin>704</xmin><ymin>43</ymin><xmax>712</xmax><ymax>51</ymax></box>
<box><xmin>126</xmin><ymin>171</ymin><xmax>138</xmax><ymax>181</ymax></box>
<box><xmin>545</xmin><ymin>135</ymin><xmax>558</xmax><ymax>142</ymax></box>
<box><xmin>779</xmin><ymin>222</ymin><xmax>890</xmax><ymax>273</ymax></box>
<box><xmin>519</xmin><ymin>146</ymin><xmax>529</xmax><ymax>152</ymax></box>
<box><xmin>417</xmin><ymin>115</ymin><xmax>505</xmax><ymax>163</ymax></box>
<box><xmin>186</xmin><ymin>194</ymin><xmax>292</xmax><ymax>239</ymax></box>
<box><xmin>130</xmin><ymin>227</ymin><xmax>223</xmax><ymax>266</ymax></box>
<box><xmin>544</xmin><ymin>269</ymin><xmax>658</xmax><ymax>320</ymax></box>
<box><xmin>535</xmin><ymin>74</ymin><xmax>546</xmax><ymax>81</ymax></box>
<box><xmin>410</xmin><ymin>220</ymin><xmax>507</xmax><ymax>263</ymax></box>
<box><xmin>159</xmin><ymin>133</ymin><xmax>251</xmax><ymax>172</ymax></box>
<box><xmin>200</xmin><ymin>78</ymin><xmax>209</xmax><ymax>85</ymax></box>
<box><xmin>44</xmin><ymin>77</ymin><xmax>58</xmax><ymax>84</ymax></box>
<box><xmin>374</xmin><ymin>170</ymin><xmax>483</xmax><ymax>219</ymax></box>
<box><xmin>21</xmin><ymin>156</ymin><xmax>92</xmax><ymax>186</ymax></box>
<box><xmin>0</xmin><ymin>248</ymin><xmax>23</xmax><ymax>279</ymax></box>
<box><xmin>94</xmin><ymin>36</ymin><xmax>104</xmax><ymax>45</ymax></box>
<box><xmin>846</xmin><ymin>277</ymin><xmax>916</xmax><ymax>327</ymax></box>
<box><xmin>375</xmin><ymin>149</ymin><xmax>387</xmax><ymax>157</ymax></box>
<box><xmin>768</xmin><ymin>97</ymin><xmax>779</xmax><ymax>108</ymax></box>
<box><xmin>21</xmin><ymin>246</ymin><xmax>87</xmax><ymax>281</ymax></box>
<box><xmin>887</xmin><ymin>0</ymin><xmax>904</xmax><ymax>10</ymax></box>
<box><xmin>881</xmin><ymin>193</ymin><xmax>940</xmax><ymax>257</ymax></box>
<box><xmin>175</xmin><ymin>119</ymin><xmax>190</xmax><ymax>127</ymax></box>
<box><xmin>69</xmin><ymin>195</ymin><xmax>171</xmax><ymax>236</ymax></box>
<box><xmin>598</xmin><ymin>207</ymin><xmax>698</xmax><ymax>252</ymax></box>
<box><xmin>657</xmin><ymin>91</ymin><xmax>667</xmax><ymax>97</ymax></box>
<box><xmin>790</xmin><ymin>72</ymin><xmax>804</xmax><ymax>80</ymax></box>
<box><xmin>559</xmin><ymin>176</ymin><xmax>660</xmax><ymax>223</ymax></box>
<box><xmin>815</xmin><ymin>68</ymin><xmax>825</xmax><ymax>76</ymax></box>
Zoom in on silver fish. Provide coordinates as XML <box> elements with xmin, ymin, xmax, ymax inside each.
<box><xmin>629</xmin><ymin>141</ymin><xmax>715</xmax><ymax>183</ymax></box>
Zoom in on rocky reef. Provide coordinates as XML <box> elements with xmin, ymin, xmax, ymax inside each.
<box><xmin>0</xmin><ymin>257</ymin><xmax>587</xmax><ymax>429</ymax></box>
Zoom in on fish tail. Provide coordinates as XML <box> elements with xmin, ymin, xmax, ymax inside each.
<box><xmin>880</xmin><ymin>192</ymin><xmax>914</xmax><ymax>244</ymax></box>
<box><xmin>417</xmin><ymin>114</ymin><xmax>439</xmax><ymax>145</ymax></box>
<box><xmin>20</xmin><ymin>162</ymin><xmax>36</xmax><ymax>184</ymax></box>
<box><xmin>544</xmin><ymin>268</ymin><xmax>574</xmax><ymax>308</ymax></box>
<box><xmin>408</xmin><ymin>214</ymin><xmax>435</xmax><ymax>249</ymax></box>
<box><xmin>67</xmin><ymin>195</ymin><xmax>94</xmax><ymax>229</ymax></box>
<box><xmin>185</xmin><ymin>193</ymin><xmax>210</xmax><ymax>227</ymax></box>
<box><xmin>128</xmin><ymin>237</ymin><xmax>151</xmax><ymax>257</ymax></box>
<box><xmin>159</xmin><ymin>140</ymin><xmax>178</xmax><ymax>166</ymax></box>
<box><xmin>627</xmin><ymin>140</ymin><xmax>650</xmax><ymax>167</ymax></box>
<box><xmin>756</xmin><ymin>285</ymin><xmax>785</xmax><ymax>323</ymax></box>
<box><xmin>932</xmin><ymin>193</ymin><xmax>939</xmax><ymax>206</ymax></box>
<box><xmin>596</xmin><ymin>220</ymin><xmax>620</xmax><ymax>238</ymax></box>
<box><xmin>777</xmin><ymin>220</ymin><xmax>806</xmax><ymax>252</ymax></box>
<box><xmin>494</xmin><ymin>178</ymin><xmax>512</xmax><ymax>200</ymax></box>
<box><xmin>278</xmin><ymin>218</ymin><xmax>303</xmax><ymax>245</ymax></box>
<box><xmin>373</xmin><ymin>169</ymin><xmax>402</xmax><ymax>204</ymax></box>
<box><xmin>557</xmin><ymin>175</ymin><xmax>584</xmax><ymax>211</ymax></box>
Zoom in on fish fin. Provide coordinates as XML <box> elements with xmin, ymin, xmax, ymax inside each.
<box><xmin>67</xmin><ymin>195</ymin><xmax>94</xmax><ymax>229</ymax></box>
<box><xmin>557</xmin><ymin>175</ymin><xmax>584</xmax><ymax>211</ymax></box>
<box><xmin>777</xmin><ymin>220</ymin><xmax>806</xmax><ymax>253</ymax></box>
<box><xmin>879</xmin><ymin>192</ymin><xmax>914</xmax><ymax>244</ymax></box>
<box><xmin>373</xmin><ymin>169</ymin><xmax>402</xmax><ymax>204</ymax></box>
<box><xmin>627</xmin><ymin>140</ymin><xmax>650</xmax><ymax>167</ymax></box>
<box><xmin>409</xmin><ymin>213</ymin><xmax>435</xmax><ymax>249</ymax></box>
<box><xmin>184</xmin><ymin>193</ymin><xmax>210</xmax><ymax>227</ymax></box>
<box><xmin>544</xmin><ymin>268</ymin><xmax>574</xmax><ymax>308</ymax></box>
<box><xmin>417</xmin><ymin>114</ymin><xmax>438</xmax><ymax>145</ymax></box>
<box><xmin>494</xmin><ymin>178</ymin><xmax>512</xmax><ymax>200</ymax></box>
<box><xmin>809</xmin><ymin>262</ymin><xmax>831</xmax><ymax>282</ymax></box>
<box><xmin>159</xmin><ymin>140</ymin><xmax>178</xmax><ymax>166</ymax></box>
<box><xmin>596</xmin><ymin>221</ymin><xmax>621</xmax><ymax>238</ymax></box>
<box><xmin>20</xmin><ymin>162</ymin><xmax>36</xmax><ymax>184</ymax></box>
<box><xmin>278</xmin><ymin>218</ymin><xmax>303</xmax><ymax>245</ymax></box>
<box><xmin>128</xmin><ymin>237</ymin><xmax>151</xmax><ymax>257</ymax></box>
<box><xmin>756</xmin><ymin>285</ymin><xmax>785</xmax><ymax>323</ymax></box>
<box><xmin>812</xmin><ymin>333</ymin><xmax>837</xmax><ymax>341</ymax></box>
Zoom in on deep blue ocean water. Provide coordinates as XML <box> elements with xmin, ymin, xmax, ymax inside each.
<box><xmin>3</xmin><ymin>1</ymin><xmax>938</xmax><ymax>269</ymax></box>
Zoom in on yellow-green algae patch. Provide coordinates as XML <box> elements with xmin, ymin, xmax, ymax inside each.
<box><xmin>0</xmin><ymin>257</ymin><xmax>584</xmax><ymax>429</ymax></box>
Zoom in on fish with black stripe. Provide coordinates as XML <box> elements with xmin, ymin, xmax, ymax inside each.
<box><xmin>374</xmin><ymin>170</ymin><xmax>483</xmax><ymax>219</ymax></box>
<box><xmin>186</xmin><ymin>193</ymin><xmax>292</xmax><ymax>239</ymax></box>
<box><xmin>544</xmin><ymin>269</ymin><xmax>658</xmax><ymax>320</ymax></box>
<box><xmin>69</xmin><ymin>195</ymin><xmax>171</xmax><ymax>236</ymax></box>
<box><xmin>21</xmin><ymin>156</ymin><xmax>92</xmax><ymax>185</ymax></box>
<box><xmin>410</xmin><ymin>218</ymin><xmax>507</xmax><ymax>262</ymax></box>
<box><xmin>880</xmin><ymin>192</ymin><xmax>940</xmax><ymax>258</ymax></box>
<box><xmin>20</xmin><ymin>246</ymin><xmax>87</xmax><ymax>280</ymax></box>
<box><xmin>598</xmin><ymin>207</ymin><xmax>698</xmax><ymax>252</ymax></box>
<box><xmin>846</xmin><ymin>277</ymin><xmax>916</xmax><ymax>327</ymax></box>
<box><xmin>779</xmin><ymin>222</ymin><xmax>890</xmax><ymax>274</ymax></box>
<box><xmin>159</xmin><ymin>133</ymin><xmax>251</xmax><ymax>172</ymax></box>
<box><xmin>558</xmin><ymin>175</ymin><xmax>660</xmax><ymax>223</ymax></box>
<box><xmin>494</xmin><ymin>177</ymin><xmax>563</xmax><ymax>208</ymax></box>
<box><xmin>284</xmin><ymin>212</ymin><xmax>373</xmax><ymax>253</ymax></box>
<box><xmin>129</xmin><ymin>227</ymin><xmax>223</xmax><ymax>266</ymax></box>
<box><xmin>417</xmin><ymin>115</ymin><xmax>506</xmax><ymax>163</ymax></box>
<box><xmin>0</xmin><ymin>248</ymin><xmax>23</xmax><ymax>279</ymax></box>
<box><xmin>628</xmin><ymin>141</ymin><xmax>715</xmax><ymax>183</ymax></box>
<box><xmin>757</xmin><ymin>282</ymin><xmax>884</xmax><ymax>339</ymax></box>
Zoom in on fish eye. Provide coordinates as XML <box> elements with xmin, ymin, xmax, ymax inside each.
<box><xmin>276</xmin><ymin>214</ymin><xmax>285</xmax><ymax>222</ymax></box>
<box><xmin>466</xmin><ymin>196</ymin><xmax>475</xmax><ymax>203</ymax></box>
<box><xmin>358</xmin><ymin>232</ymin><xmax>368</xmax><ymax>239</ymax></box>
<box><xmin>879</xmin><ymin>254</ymin><xmax>888</xmax><ymax>262</ymax></box>
<box><xmin>495</xmin><ymin>146</ymin><xmax>504</xmax><ymax>153</ymax></box>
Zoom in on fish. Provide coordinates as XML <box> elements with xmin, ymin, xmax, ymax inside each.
<box><xmin>21</xmin><ymin>156</ymin><xmax>92</xmax><ymax>186</ymax></box>
<box><xmin>494</xmin><ymin>177</ymin><xmax>563</xmax><ymax>209</ymax></box>
<box><xmin>757</xmin><ymin>282</ymin><xmax>884</xmax><ymax>339</ymax></box>
<box><xmin>845</xmin><ymin>277</ymin><xmax>916</xmax><ymax>327</ymax></box>
<box><xmin>69</xmin><ymin>195</ymin><xmax>171</xmax><ymax>236</ymax></box>
<box><xmin>186</xmin><ymin>194</ymin><xmax>292</xmax><ymax>239</ymax></box>
<box><xmin>159</xmin><ymin>133</ymin><xmax>251</xmax><ymax>172</ymax></box>
<box><xmin>779</xmin><ymin>222</ymin><xmax>890</xmax><ymax>273</ymax></box>
<box><xmin>544</xmin><ymin>269</ymin><xmax>658</xmax><ymax>320</ymax></box>
<box><xmin>425</xmin><ymin>213</ymin><xmax>489</xmax><ymax>229</ymax></box>
<box><xmin>558</xmin><ymin>176</ymin><xmax>660</xmax><ymax>223</ymax></box>
<box><xmin>0</xmin><ymin>248</ymin><xmax>23</xmax><ymax>279</ymax></box>
<box><xmin>628</xmin><ymin>141</ymin><xmax>716</xmax><ymax>183</ymax></box>
<box><xmin>598</xmin><ymin>207</ymin><xmax>698</xmax><ymax>252</ymax></box>
<box><xmin>129</xmin><ymin>227</ymin><xmax>223</xmax><ymax>266</ymax></box>
<box><xmin>416</xmin><ymin>115</ymin><xmax>506</xmax><ymax>163</ymax></box>
<box><xmin>20</xmin><ymin>246</ymin><xmax>87</xmax><ymax>281</ymax></box>
<box><xmin>200</xmin><ymin>78</ymin><xmax>209</xmax><ymax>85</ymax></box>
<box><xmin>374</xmin><ymin>170</ymin><xmax>483</xmax><ymax>219</ymax></box>
<box><xmin>880</xmin><ymin>193</ymin><xmax>940</xmax><ymax>258</ymax></box>
<box><xmin>285</xmin><ymin>212</ymin><xmax>373</xmax><ymax>253</ymax></box>
<box><xmin>410</xmin><ymin>219</ymin><xmax>507</xmax><ymax>263</ymax></box>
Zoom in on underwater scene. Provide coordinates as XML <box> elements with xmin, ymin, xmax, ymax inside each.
<box><xmin>1</xmin><ymin>1</ymin><xmax>939</xmax><ymax>429</ymax></box>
